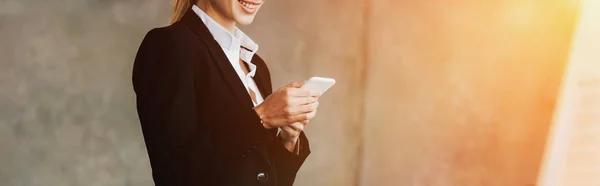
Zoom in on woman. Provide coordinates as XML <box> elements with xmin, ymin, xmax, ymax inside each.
<box><xmin>132</xmin><ymin>0</ymin><xmax>321</xmax><ymax>185</ymax></box>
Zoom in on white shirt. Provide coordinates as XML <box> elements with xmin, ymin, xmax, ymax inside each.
<box><xmin>192</xmin><ymin>5</ymin><xmax>264</xmax><ymax>106</ymax></box>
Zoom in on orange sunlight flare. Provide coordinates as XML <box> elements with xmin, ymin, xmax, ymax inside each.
<box><xmin>537</xmin><ymin>0</ymin><xmax>600</xmax><ymax>185</ymax></box>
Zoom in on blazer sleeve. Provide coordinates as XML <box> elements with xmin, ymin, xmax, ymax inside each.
<box><xmin>132</xmin><ymin>28</ymin><xmax>213</xmax><ymax>186</ymax></box>
<box><xmin>271</xmin><ymin>132</ymin><xmax>311</xmax><ymax>186</ymax></box>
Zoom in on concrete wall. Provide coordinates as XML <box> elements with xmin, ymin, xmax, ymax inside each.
<box><xmin>0</xmin><ymin>1</ymin><xmax>170</xmax><ymax>185</ymax></box>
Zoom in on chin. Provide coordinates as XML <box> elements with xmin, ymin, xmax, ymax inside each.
<box><xmin>235</xmin><ymin>16</ymin><xmax>256</xmax><ymax>25</ymax></box>
<box><xmin>233</xmin><ymin>0</ymin><xmax>263</xmax><ymax>25</ymax></box>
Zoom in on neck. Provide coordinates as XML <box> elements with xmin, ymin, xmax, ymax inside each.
<box><xmin>196</xmin><ymin>2</ymin><xmax>236</xmax><ymax>33</ymax></box>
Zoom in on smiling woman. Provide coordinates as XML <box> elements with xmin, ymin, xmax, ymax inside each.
<box><xmin>133</xmin><ymin>0</ymin><xmax>319</xmax><ymax>185</ymax></box>
<box><xmin>238</xmin><ymin>0</ymin><xmax>262</xmax><ymax>14</ymax></box>
<box><xmin>171</xmin><ymin>0</ymin><xmax>264</xmax><ymax>26</ymax></box>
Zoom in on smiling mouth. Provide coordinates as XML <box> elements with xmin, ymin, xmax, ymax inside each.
<box><xmin>237</xmin><ymin>0</ymin><xmax>261</xmax><ymax>10</ymax></box>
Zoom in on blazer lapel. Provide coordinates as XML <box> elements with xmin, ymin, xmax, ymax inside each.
<box><xmin>181</xmin><ymin>10</ymin><xmax>255</xmax><ymax>110</ymax></box>
<box><xmin>251</xmin><ymin>56</ymin><xmax>279</xmax><ymax>157</ymax></box>
<box><xmin>251</xmin><ymin>58</ymin><xmax>272</xmax><ymax>98</ymax></box>
<box><xmin>180</xmin><ymin>10</ymin><xmax>274</xmax><ymax>166</ymax></box>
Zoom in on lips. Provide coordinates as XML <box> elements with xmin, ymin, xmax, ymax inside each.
<box><xmin>238</xmin><ymin>0</ymin><xmax>261</xmax><ymax>11</ymax></box>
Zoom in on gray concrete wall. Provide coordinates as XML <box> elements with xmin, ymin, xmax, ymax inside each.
<box><xmin>1</xmin><ymin>1</ymin><xmax>170</xmax><ymax>185</ymax></box>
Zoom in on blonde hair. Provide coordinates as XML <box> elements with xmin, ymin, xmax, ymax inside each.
<box><xmin>171</xmin><ymin>0</ymin><xmax>197</xmax><ymax>24</ymax></box>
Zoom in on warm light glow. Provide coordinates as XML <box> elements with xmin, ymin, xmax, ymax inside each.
<box><xmin>537</xmin><ymin>0</ymin><xmax>600</xmax><ymax>185</ymax></box>
<box><xmin>505</xmin><ymin>1</ymin><xmax>537</xmax><ymax>28</ymax></box>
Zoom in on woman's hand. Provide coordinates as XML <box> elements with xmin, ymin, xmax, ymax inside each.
<box><xmin>253</xmin><ymin>81</ymin><xmax>321</xmax><ymax>129</ymax></box>
<box><xmin>280</xmin><ymin>121</ymin><xmax>308</xmax><ymax>143</ymax></box>
<box><xmin>279</xmin><ymin>120</ymin><xmax>309</xmax><ymax>152</ymax></box>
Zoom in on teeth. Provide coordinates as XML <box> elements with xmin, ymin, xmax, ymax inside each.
<box><xmin>239</xmin><ymin>0</ymin><xmax>258</xmax><ymax>9</ymax></box>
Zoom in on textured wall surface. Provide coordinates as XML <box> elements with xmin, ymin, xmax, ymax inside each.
<box><xmin>0</xmin><ymin>1</ymin><xmax>170</xmax><ymax>185</ymax></box>
<box><xmin>360</xmin><ymin>1</ymin><xmax>579</xmax><ymax>186</ymax></box>
<box><xmin>0</xmin><ymin>0</ymin><xmax>365</xmax><ymax>185</ymax></box>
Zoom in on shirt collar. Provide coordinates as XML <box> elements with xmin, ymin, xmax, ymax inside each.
<box><xmin>191</xmin><ymin>5</ymin><xmax>259</xmax><ymax>63</ymax></box>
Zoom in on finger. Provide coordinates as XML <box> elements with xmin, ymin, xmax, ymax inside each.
<box><xmin>281</xmin><ymin>125</ymin><xmax>301</xmax><ymax>137</ymax></box>
<box><xmin>305</xmin><ymin>110</ymin><xmax>317</xmax><ymax>120</ymax></box>
<box><xmin>281</xmin><ymin>126</ymin><xmax>295</xmax><ymax>134</ymax></box>
<box><xmin>294</xmin><ymin>80</ymin><xmax>306</xmax><ymax>87</ymax></box>
<box><xmin>288</xmin><ymin>88</ymin><xmax>322</xmax><ymax>97</ymax></box>
<box><xmin>291</xmin><ymin>101</ymin><xmax>319</xmax><ymax>114</ymax></box>
<box><xmin>287</xmin><ymin>122</ymin><xmax>305</xmax><ymax>132</ymax></box>
<box><xmin>284</xmin><ymin>81</ymin><xmax>305</xmax><ymax>88</ymax></box>
<box><xmin>290</xmin><ymin>97</ymin><xmax>318</xmax><ymax>106</ymax></box>
<box><xmin>279</xmin><ymin>81</ymin><xmax>303</xmax><ymax>92</ymax></box>
<box><xmin>292</xmin><ymin>110</ymin><xmax>317</xmax><ymax>122</ymax></box>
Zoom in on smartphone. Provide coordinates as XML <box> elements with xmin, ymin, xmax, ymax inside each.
<box><xmin>301</xmin><ymin>77</ymin><xmax>336</xmax><ymax>94</ymax></box>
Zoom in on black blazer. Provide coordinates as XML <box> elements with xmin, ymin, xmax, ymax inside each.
<box><xmin>132</xmin><ymin>9</ymin><xmax>310</xmax><ymax>186</ymax></box>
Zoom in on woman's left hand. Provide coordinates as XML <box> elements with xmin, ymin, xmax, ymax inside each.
<box><xmin>279</xmin><ymin>120</ymin><xmax>309</xmax><ymax>152</ymax></box>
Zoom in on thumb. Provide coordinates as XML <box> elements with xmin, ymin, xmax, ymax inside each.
<box><xmin>285</xmin><ymin>80</ymin><xmax>305</xmax><ymax>88</ymax></box>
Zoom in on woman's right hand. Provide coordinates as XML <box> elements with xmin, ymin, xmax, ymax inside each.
<box><xmin>253</xmin><ymin>81</ymin><xmax>321</xmax><ymax>129</ymax></box>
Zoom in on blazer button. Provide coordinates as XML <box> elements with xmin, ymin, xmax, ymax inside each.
<box><xmin>241</xmin><ymin>154</ymin><xmax>246</xmax><ymax>158</ymax></box>
<box><xmin>257</xmin><ymin>172</ymin><xmax>268</xmax><ymax>183</ymax></box>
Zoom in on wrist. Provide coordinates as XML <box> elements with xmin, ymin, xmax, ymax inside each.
<box><xmin>279</xmin><ymin>134</ymin><xmax>298</xmax><ymax>152</ymax></box>
<box><xmin>253</xmin><ymin>104</ymin><xmax>270</xmax><ymax>129</ymax></box>
<box><xmin>279</xmin><ymin>130</ymin><xmax>300</xmax><ymax>143</ymax></box>
<box><xmin>284</xmin><ymin>137</ymin><xmax>299</xmax><ymax>144</ymax></box>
